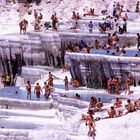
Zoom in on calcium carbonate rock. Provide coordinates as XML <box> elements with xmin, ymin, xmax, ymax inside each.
<box><xmin>65</xmin><ymin>52</ymin><xmax>140</xmax><ymax>88</ymax></box>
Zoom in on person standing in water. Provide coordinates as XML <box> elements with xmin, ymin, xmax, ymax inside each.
<box><xmin>34</xmin><ymin>83</ymin><xmax>42</xmax><ymax>100</ymax></box>
<box><xmin>47</xmin><ymin>72</ymin><xmax>57</xmax><ymax>86</ymax></box>
<box><xmin>43</xmin><ymin>82</ymin><xmax>54</xmax><ymax>100</ymax></box>
<box><xmin>26</xmin><ymin>80</ymin><xmax>31</xmax><ymax>100</ymax></box>
<box><xmin>63</xmin><ymin>76</ymin><xmax>69</xmax><ymax>90</ymax></box>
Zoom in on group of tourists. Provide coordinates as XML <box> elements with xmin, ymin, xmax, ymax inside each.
<box><xmin>108</xmin><ymin>98</ymin><xmax>140</xmax><ymax>118</ymax></box>
<box><xmin>26</xmin><ymin>72</ymin><xmax>55</xmax><ymax>100</ymax></box>
<box><xmin>18</xmin><ymin>0</ymin><xmax>140</xmax><ymax>34</ymax></box>
<box><xmin>25</xmin><ymin>70</ymin><xmax>80</xmax><ymax>100</ymax></box>
<box><xmin>33</xmin><ymin>10</ymin><xmax>43</xmax><ymax>31</ymax></box>
<box><xmin>107</xmin><ymin>76</ymin><xmax>133</xmax><ymax>95</ymax></box>
<box><xmin>81</xmin><ymin>96</ymin><xmax>140</xmax><ymax>136</ymax></box>
<box><xmin>63</xmin><ymin>76</ymin><xmax>79</xmax><ymax>91</ymax></box>
<box><xmin>65</xmin><ymin>31</ymin><xmax>140</xmax><ymax>57</ymax></box>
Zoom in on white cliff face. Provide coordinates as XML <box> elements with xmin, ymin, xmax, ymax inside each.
<box><xmin>65</xmin><ymin>52</ymin><xmax>140</xmax><ymax>88</ymax></box>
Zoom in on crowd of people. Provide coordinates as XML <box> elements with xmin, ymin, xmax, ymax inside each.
<box><xmin>80</xmin><ymin>95</ymin><xmax>140</xmax><ymax>136</ymax></box>
<box><xmin>25</xmin><ymin>70</ymin><xmax>80</xmax><ymax>100</ymax></box>
<box><xmin>107</xmin><ymin>76</ymin><xmax>134</xmax><ymax>95</ymax></box>
<box><xmin>19</xmin><ymin>1</ymin><xmax>140</xmax><ymax>34</ymax></box>
<box><xmin>26</xmin><ymin>72</ymin><xmax>56</xmax><ymax>100</ymax></box>
<box><xmin>65</xmin><ymin>31</ymin><xmax>140</xmax><ymax>56</ymax></box>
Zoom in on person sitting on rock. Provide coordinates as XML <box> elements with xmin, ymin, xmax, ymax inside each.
<box><xmin>125</xmin><ymin>99</ymin><xmax>135</xmax><ymax>114</ymax></box>
<box><xmin>62</xmin><ymin>64</ymin><xmax>69</xmax><ymax>73</ymax></box>
<box><xmin>84</xmin><ymin>8</ymin><xmax>97</xmax><ymax>17</ymax></box>
<box><xmin>114</xmin><ymin>98</ymin><xmax>123</xmax><ymax>116</ymax></box>
<box><xmin>108</xmin><ymin>106</ymin><xmax>117</xmax><ymax>118</ymax></box>
<box><xmin>72</xmin><ymin>79</ymin><xmax>79</xmax><ymax>88</ymax></box>
<box><xmin>5</xmin><ymin>74</ymin><xmax>11</xmax><ymax>86</ymax></box>
<box><xmin>101</xmin><ymin>10</ymin><xmax>108</xmax><ymax>15</ymax></box>
<box><xmin>88</xmin><ymin>97</ymin><xmax>97</xmax><ymax>113</ymax></box>
<box><xmin>96</xmin><ymin>98</ymin><xmax>103</xmax><ymax>111</ymax></box>
<box><xmin>134</xmin><ymin>99</ymin><xmax>140</xmax><ymax>110</ymax></box>
<box><xmin>70</xmin><ymin>21</ymin><xmax>79</xmax><ymax>30</ymax></box>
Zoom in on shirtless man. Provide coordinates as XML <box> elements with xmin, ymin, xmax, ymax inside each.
<box><xmin>125</xmin><ymin>99</ymin><xmax>135</xmax><ymax>114</ymax></box>
<box><xmin>26</xmin><ymin>80</ymin><xmax>31</xmax><ymax>100</ymax></box>
<box><xmin>63</xmin><ymin>76</ymin><xmax>69</xmax><ymax>90</ymax></box>
<box><xmin>34</xmin><ymin>83</ymin><xmax>42</xmax><ymax>100</ymax></box>
<box><xmin>108</xmin><ymin>106</ymin><xmax>117</xmax><ymax>118</ymax></box>
<box><xmin>47</xmin><ymin>72</ymin><xmax>56</xmax><ymax>86</ymax></box>
<box><xmin>43</xmin><ymin>82</ymin><xmax>54</xmax><ymax>100</ymax></box>
<box><xmin>114</xmin><ymin>98</ymin><xmax>122</xmax><ymax>108</ymax></box>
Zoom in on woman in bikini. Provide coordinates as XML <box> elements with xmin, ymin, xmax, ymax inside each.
<box><xmin>85</xmin><ymin>113</ymin><xmax>96</xmax><ymax>136</ymax></box>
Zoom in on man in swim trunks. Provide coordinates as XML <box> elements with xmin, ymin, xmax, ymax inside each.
<box><xmin>125</xmin><ymin>99</ymin><xmax>135</xmax><ymax>114</ymax></box>
<box><xmin>26</xmin><ymin>80</ymin><xmax>31</xmax><ymax>100</ymax></box>
<box><xmin>108</xmin><ymin>106</ymin><xmax>117</xmax><ymax>118</ymax></box>
<box><xmin>34</xmin><ymin>82</ymin><xmax>42</xmax><ymax>100</ymax></box>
